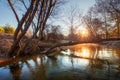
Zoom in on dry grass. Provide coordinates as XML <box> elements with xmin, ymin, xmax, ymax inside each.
<box><xmin>0</xmin><ymin>33</ymin><xmax>13</xmax><ymax>55</ymax></box>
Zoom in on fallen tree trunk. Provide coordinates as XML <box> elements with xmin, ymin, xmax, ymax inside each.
<box><xmin>39</xmin><ymin>40</ymin><xmax>102</xmax><ymax>54</ymax></box>
<box><xmin>39</xmin><ymin>41</ymin><xmax>79</xmax><ymax>54</ymax></box>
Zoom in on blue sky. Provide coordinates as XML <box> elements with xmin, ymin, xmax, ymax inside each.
<box><xmin>68</xmin><ymin>0</ymin><xmax>95</xmax><ymax>12</ymax></box>
<box><xmin>0</xmin><ymin>0</ymin><xmax>95</xmax><ymax>32</ymax></box>
<box><xmin>54</xmin><ymin>0</ymin><xmax>96</xmax><ymax>35</ymax></box>
<box><xmin>0</xmin><ymin>0</ymin><xmax>17</xmax><ymax>27</ymax></box>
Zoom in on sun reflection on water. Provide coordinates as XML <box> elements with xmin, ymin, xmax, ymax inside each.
<box><xmin>75</xmin><ymin>47</ymin><xmax>91</xmax><ymax>58</ymax></box>
<box><xmin>0</xmin><ymin>44</ymin><xmax>120</xmax><ymax>80</ymax></box>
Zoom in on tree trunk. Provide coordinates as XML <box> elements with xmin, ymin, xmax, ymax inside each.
<box><xmin>117</xmin><ymin>20</ymin><xmax>120</xmax><ymax>38</ymax></box>
<box><xmin>9</xmin><ymin>0</ymin><xmax>39</xmax><ymax>57</ymax></box>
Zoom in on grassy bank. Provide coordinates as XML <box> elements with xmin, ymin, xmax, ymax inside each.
<box><xmin>0</xmin><ymin>33</ymin><xmax>13</xmax><ymax>57</ymax></box>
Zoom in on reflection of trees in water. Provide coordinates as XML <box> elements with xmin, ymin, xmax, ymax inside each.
<box><xmin>70</xmin><ymin>44</ymin><xmax>102</xmax><ymax>60</ymax></box>
<box><xmin>47</xmin><ymin>57</ymin><xmax>58</xmax><ymax>68</ymax></box>
<box><xmin>8</xmin><ymin>54</ymin><xmax>59</xmax><ymax>80</ymax></box>
<box><xmin>8</xmin><ymin>45</ymin><xmax>120</xmax><ymax>80</ymax></box>
<box><xmin>9</xmin><ymin>63</ymin><xmax>22</xmax><ymax>80</ymax></box>
<box><xmin>80</xmin><ymin>45</ymin><xmax>120</xmax><ymax>79</ymax></box>
<box><xmin>70</xmin><ymin>44</ymin><xmax>102</xmax><ymax>59</ymax></box>
<box><xmin>24</xmin><ymin>55</ymin><xmax>47</xmax><ymax>80</ymax></box>
<box><xmin>112</xmin><ymin>50</ymin><xmax>120</xmax><ymax>78</ymax></box>
<box><xmin>70</xmin><ymin>49</ymin><xmax>75</xmax><ymax>69</ymax></box>
<box><xmin>85</xmin><ymin>46</ymin><xmax>111</xmax><ymax>79</ymax></box>
<box><xmin>87</xmin><ymin>59</ymin><xmax>111</xmax><ymax>80</ymax></box>
<box><xmin>70</xmin><ymin>45</ymin><xmax>112</xmax><ymax>79</ymax></box>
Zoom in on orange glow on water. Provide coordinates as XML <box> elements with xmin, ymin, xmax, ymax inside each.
<box><xmin>75</xmin><ymin>47</ymin><xmax>91</xmax><ymax>58</ymax></box>
<box><xmin>72</xmin><ymin>44</ymin><xmax>99</xmax><ymax>58</ymax></box>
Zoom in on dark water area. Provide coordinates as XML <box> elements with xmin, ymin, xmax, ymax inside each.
<box><xmin>0</xmin><ymin>43</ymin><xmax>120</xmax><ymax>80</ymax></box>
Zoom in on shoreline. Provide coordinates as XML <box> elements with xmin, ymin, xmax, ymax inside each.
<box><xmin>100</xmin><ymin>40</ymin><xmax>120</xmax><ymax>48</ymax></box>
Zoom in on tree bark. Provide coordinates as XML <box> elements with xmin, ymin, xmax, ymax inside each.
<box><xmin>9</xmin><ymin>0</ymin><xmax>38</xmax><ymax>57</ymax></box>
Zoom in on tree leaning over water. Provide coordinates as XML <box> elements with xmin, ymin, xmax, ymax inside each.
<box><xmin>7</xmin><ymin>0</ymin><xmax>61</xmax><ymax>57</ymax></box>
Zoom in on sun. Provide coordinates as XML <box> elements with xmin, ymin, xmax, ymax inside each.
<box><xmin>81</xmin><ymin>31</ymin><xmax>86</xmax><ymax>35</ymax></box>
<box><xmin>80</xmin><ymin>29</ymin><xmax>89</xmax><ymax>37</ymax></box>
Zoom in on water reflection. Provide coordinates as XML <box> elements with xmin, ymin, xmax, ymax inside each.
<box><xmin>0</xmin><ymin>43</ymin><xmax>120</xmax><ymax>80</ymax></box>
<box><xmin>68</xmin><ymin>44</ymin><xmax>120</xmax><ymax>79</ymax></box>
<box><xmin>9</xmin><ymin>63</ymin><xmax>22</xmax><ymax>80</ymax></box>
<box><xmin>69</xmin><ymin>44</ymin><xmax>119</xmax><ymax>61</ymax></box>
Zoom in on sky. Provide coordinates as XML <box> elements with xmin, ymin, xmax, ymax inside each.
<box><xmin>0</xmin><ymin>0</ymin><xmax>17</xmax><ymax>27</ymax></box>
<box><xmin>54</xmin><ymin>0</ymin><xmax>96</xmax><ymax>35</ymax></box>
<box><xmin>0</xmin><ymin>0</ymin><xmax>95</xmax><ymax>34</ymax></box>
<box><xmin>68</xmin><ymin>0</ymin><xmax>95</xmax><ymax>13</ymax></box>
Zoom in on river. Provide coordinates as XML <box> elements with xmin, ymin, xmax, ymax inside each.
<box><xmin>0</xmin><ymin>43</ymin><xmax>120</xmax><ymax>80</ymax></box>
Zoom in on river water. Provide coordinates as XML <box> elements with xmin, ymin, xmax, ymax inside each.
<box><xmin>0</xmin><ymin>43</ymin><xmax>120</xmax><ymax>80</ymax></box>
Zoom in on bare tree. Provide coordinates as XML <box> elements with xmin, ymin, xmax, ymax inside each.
<box><xmin>95</xmin><ymin>0</ymin><xmax>120</xmax><ymax>38</ymax></box>
<box><xmin>45</xmin><ymin>25</ymin><xmax>63</xmax><ymax>42</ymax></box>
<box><xmin>62</xmin><ymin>6</ymin><xmax>82</xmax><ymax>41</ymax></box>
<box><xmin>107</xmin><ymin>0</ymin><xmax>120</xmax><ymax>38</ymax></box>
<box><xmin>84</xmin><ymin>0</ymin><xmax>118</xmax><ymax>39</ymax></box>
<box><xmin>95</xmin><ymin>0</ymin><xmax>109</xmax><ymax>39</ymax></box>
<box><xmin>7</xmin><ymin>0</ymin><xmax>60</xmax><ymax>57</ymax></box>
<box><xmin>83</xmin><ymin>9</ymin><xmax>97</xmax><ymax>40</ymax></box>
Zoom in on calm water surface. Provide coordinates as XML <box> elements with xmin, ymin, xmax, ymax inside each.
<box><xmin>0</xmin><ymin>43</ymin><xmax>120</xmax><ymax>80</ymax></box>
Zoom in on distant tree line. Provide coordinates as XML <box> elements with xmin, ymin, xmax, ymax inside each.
<box><xmin>84</xmin><ymin>0</ymin><xmax>120</xmax><ymax>39</ymax></box>
<box><xmin>0</xmin><ymin>24</ymin><xmax>15</xmax><ymax>34</ymax></box>
<box><xmin>64</xmin><ymin>0</ymin><xmax>120</xmax><ymax>41</ymax></box>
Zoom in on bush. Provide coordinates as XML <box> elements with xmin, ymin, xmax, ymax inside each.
<box><xmin>0</xmin><ymin>27</ymin><xmax>5</xmax><ymax>33</ymax></box>
<box><xmin>4</xmin><ymin>24</ymin><xmax>15</xmax><ymax>34</ymax></box>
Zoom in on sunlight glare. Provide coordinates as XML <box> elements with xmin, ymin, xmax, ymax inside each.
<box><xmin>81</xmin><ymin>30</ymin><xmax>88</xmax><ymax>37</ymax></box>
<box><xmin>75</xmin><ymin>47</ymin><xmax>91</xmax><ymax>58</ymax></box>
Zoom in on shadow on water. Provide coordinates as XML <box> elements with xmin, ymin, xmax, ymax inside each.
<box><xmin>0</xmin><ymin>43</ymin><xmax>120</xmax><ymax>80</ymax></box>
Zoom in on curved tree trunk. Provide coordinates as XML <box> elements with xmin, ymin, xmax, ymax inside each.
<box><xmin>8</xmin><ymin>0</ymin><xmax>39</xmax><ymax>57</ymax></box>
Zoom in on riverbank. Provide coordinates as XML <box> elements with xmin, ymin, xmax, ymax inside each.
<box><xmin>0</xmin><ymin>33</ymin><xmax>13</xmax><ymax>57</ymax></box>
<box><xmin>100</xmin><ymin>40</ymin><xmax>120</xmax><ymax>48</ymax></box>
<box><xmin>0</xmin><ymin>33</ymin><xmax>29</xmax><ymax>57</ymax></box>
<box><xmin>1</xmin><ymin>33</ymin><xmax>120</xmax><ymax>58</ymax></box>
